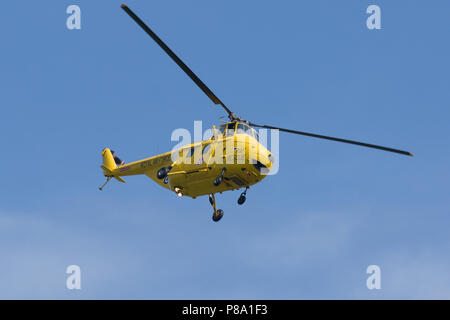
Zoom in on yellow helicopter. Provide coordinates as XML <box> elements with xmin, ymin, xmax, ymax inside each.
<box><xmin>99</xmin><ymin>4</ymin><xmax>413</xmax><ymax>222</ymax></box>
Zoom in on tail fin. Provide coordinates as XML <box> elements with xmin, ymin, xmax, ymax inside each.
<box><xmin>99</xmin><ymin>148</ymin><xmax>126</xmax><ymax>190</ymax></box>
<box><xmin>101</xmin><ymin>148</ymin><xmax>117</xmax><ymax>175</ymax></box>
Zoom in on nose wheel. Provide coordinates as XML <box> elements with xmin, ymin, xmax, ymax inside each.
<box><xmin>209</xmin><ymin>193</ymin><xmax>224</xmax><ymax>222</ymax></box>
<box><xmin>237</xmin><ymin>187</ymin><xmax>248</xmax><ymax>205</ymax></box>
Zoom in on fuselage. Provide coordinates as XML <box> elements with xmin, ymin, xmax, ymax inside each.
<box><xmin>104</xmin><ymin>122</ymin><xmax>273</xmax><ymax>198</ymax></box>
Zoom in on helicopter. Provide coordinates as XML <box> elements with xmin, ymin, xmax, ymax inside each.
<box><xmin>99</xmin><ymin>4</ymin><xmax>413</xmax><ymax>222</ymax></box>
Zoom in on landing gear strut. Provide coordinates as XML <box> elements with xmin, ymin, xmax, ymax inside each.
<box><xmin>98</xmin><ymin>176</ymin><xmax>112</xmax><ymax>191</ymax></box>
<box><xmin>209</xmin><ymin>193</ymin><xmax>224</xmax><ymax>222</ymax></box>
<box><xmin>213</xmin><ymin>168</ymin><xmax>226</xmax><ymax>186</ymax></box>
<box><xmin>237</xmin><ymin>187</ymin><xmax>248</xmax><ymax>205</ymax></box>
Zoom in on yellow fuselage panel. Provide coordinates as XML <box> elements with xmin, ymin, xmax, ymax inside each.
<box><xmin>110</xmin><ymin>133</ymin><xmax>272</xmax><ymax>198</ymax></box>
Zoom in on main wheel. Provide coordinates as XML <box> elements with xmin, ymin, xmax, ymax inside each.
<box><xmin>237</xmin><ymin>194</ymin><xmax>246</xmax><ymax>205</ymax></box>
<box><xmin>212</xmin><ymin>209</ymin><xmax>224</xmax><ymax>222</ymax></box>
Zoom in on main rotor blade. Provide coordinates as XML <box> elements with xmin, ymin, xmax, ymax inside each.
<box><xmin>249</xmin><ymin>122</ymin><xmax>413</xmax><ymax>156</ymax></box>
<box><xmin>120</xmin><ymin>4</ymin><xmax>234</xmax><ymax>119</ymax></box>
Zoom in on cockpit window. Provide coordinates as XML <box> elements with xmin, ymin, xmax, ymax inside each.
<box><xmin>252</xmin><ymin>128</ymin><xmax>259</xmax><ymax>140</ymax></box>
<box><xmin>245</xmin><ymin>125</ymin><xmax>253</xmax><ymax>136</ymax></box>
<box><xmin>236</xmin><ymin>123</ymin><xmax>255</xmax><ymax>138</ymax></box>
<box><xmin>226</xmin><ymin>123</ymin><xmax>236</xmax><ymax>136</ymax></box>
<box><xmin>236</xmin><ymin>123</ymin><xmax>246</xmax><ymax>135</ymax></box>
<box><xmin>217</xmin><ymin>124</ymin><xmax>226</xmax><ymax>136</ymax></box>
<box><xmin>236</xmin><ymin>123</ymin><xmax>249</xmax><ymax>134</ymax></box>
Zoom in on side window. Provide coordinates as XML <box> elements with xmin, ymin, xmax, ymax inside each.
<box><xmin>186</xmin><ymin>146</ymin><xmax>195</xmax><ymax>158</ymax></box>
<box><xmin>226</xmin><ymin>123</ymin><xmax>236</xmax><ymax>137</ymax></box>
<box><xmin>202</xmin><ymin>143</ymin><xmax>213</xmax><ymax>158</ymax></box>
<box><xmin>171</xmin><ymin>149</ymin><xmax>180</xmax><ymax>162</ymax></box>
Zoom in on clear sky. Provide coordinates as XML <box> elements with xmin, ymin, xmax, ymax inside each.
<box><xmin>0</xmin><ymin>0</ymin><xmax>449</xmax><ymax>299</ymax></box>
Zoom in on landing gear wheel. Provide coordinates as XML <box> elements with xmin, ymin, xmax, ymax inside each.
<box><xmin>237</xmin><ymin>194</ymin><xmax>246</xmax><ymax>205</ymax></box>
<box><xmin>212</xmin><ymin>209</ymin><xmax>224</xmax><ymax>222</ymax></box>
<box><xmin>237</xmin><ymin>187</ymin><xmax>248</xmax><ymax>205</ymax></box>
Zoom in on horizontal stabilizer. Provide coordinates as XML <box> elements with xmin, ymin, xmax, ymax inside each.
<box><xmin>100</xmin><ymin>165</ymin><xmax>126</xmax><ymax>183</ymax></box>
<box><xmin>101</xmin><ymin>164</ymin><xmax>112</xmax><ymax>174</ymax></box>
<box><xmin>114</xmin><ymin>176</ymin><xmax>126</xmax><ymax>183</ymax></box>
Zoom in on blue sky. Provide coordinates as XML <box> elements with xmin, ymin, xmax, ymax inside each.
<box><xmin>0</xmin><ymin>0</ymin><xmax>449</xmax><ymax>299</ymax></box>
